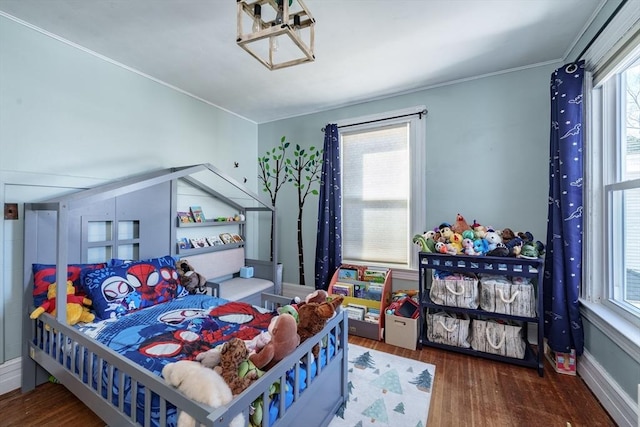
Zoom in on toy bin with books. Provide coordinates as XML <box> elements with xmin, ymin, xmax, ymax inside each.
<box><xmin>328</xmin><ymin>264</ymin><xmax>392</xmax><ymax>340</ymax></box>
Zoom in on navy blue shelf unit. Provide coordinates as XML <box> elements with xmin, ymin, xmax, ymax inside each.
<box><xmin>418</xmin><ymin>252</ymin><xmax>545</xmax><ymax>376</ymax></box>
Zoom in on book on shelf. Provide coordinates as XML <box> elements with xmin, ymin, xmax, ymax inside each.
<box><xmin>345</xmin><ymin>305</ymin><xmax>365</xmax><ymax>321</ymax></box>
<box><xmin>189</xmin><ymin>237</ymin><xmax>209</xmax><ymax>248</ymax></box>
<box><xmin>189</xmin><ymin>206</ymin><xmax>205</xmax><ymax>222</ymax></box>
<box><xmin>363</xmin><ymin>268</ymin><xmax>387</xmax><ymax>283</ymax></box>
<box><xmin>177</xmin><ymin>211</ymin><xmax>194</xmax><ymax>223</ymax></box>
<box><xmin>177</xmin><ymin>237</ymin><xmax>191</xmax><ymax>249</ymax></box>
<box><xmin>331</xmin><ymin>282</ymin><xmax>353</xmax><ymax>297</ymax></box>
<box><xmin>231</xmin><ymin>233</ymin><xmax>244</xmax><ymax>243</ymax></box>
<box><xmin>365</xmin><ymin>283</ymin><xmax>383</xmax><ymax>301</ymax></box>
<box><xmin>206</xmin><ymin>235</ymin><xmax>224</xmax><ymax>246</ymax></box>
<box><xmin>219</xmin><ymin>232</ymin><xmax>234</xmax><ymax>244</ymax></box>
<box><xmin>347</xmin><ymin>302</ymin><xmax>369</xmax><ymax>314</ymax></box>
<box><xmin>337</xmin><ymin>268</ymin><xmax>358</xmax><ymax>280</ymax></box>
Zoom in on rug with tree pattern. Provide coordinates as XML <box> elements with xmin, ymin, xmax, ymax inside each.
<box><xmin>329</xmin><ymin>344</ymin><xmax>435</xmax><ymax>427</ymax></box>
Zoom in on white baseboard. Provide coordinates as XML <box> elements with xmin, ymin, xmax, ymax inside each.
<box><xmin>0</xmin><ymin>357</ymin><xmax>21</xmax><ymax>396</ymax></box>
<box><xmin>578</xmin><ymin>349</ymin><xmax>638</xmax><ymax>427</ymax></box>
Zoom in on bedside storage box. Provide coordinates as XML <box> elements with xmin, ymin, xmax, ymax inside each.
<box><xmin>385</xmin><ymin>313</ymin><xmax>418</xmax><ymax>350</ymax></box>
<box><xmin>544</xmin><ymin>341</ymin><xmax>576</xmax><ymax>375</ymax></box>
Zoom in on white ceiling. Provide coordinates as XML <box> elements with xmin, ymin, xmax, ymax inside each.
<box><xmin>0</xmin><ymin>0</ymin><xmax>603</xmax><ymax>123</ymax></box>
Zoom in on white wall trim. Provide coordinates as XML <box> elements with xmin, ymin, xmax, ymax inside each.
<box><xmin>579</xmin><ymin>349</ymin><xmax>638</xmax><ymax>427</ymax></box>
<box><xmin>0</xmin><ymin>357</ymin><xmax>21</xmax><ymax>396</ymax></box>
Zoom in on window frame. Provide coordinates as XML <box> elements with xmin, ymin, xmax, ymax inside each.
<box><xmin>337</xmin><ymin>106</ymin><xmax>427</xmax><ymax>273</ymax></box>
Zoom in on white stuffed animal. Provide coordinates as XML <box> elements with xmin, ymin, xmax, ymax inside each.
<box><xmin>162</xmin><ymin>360</ymin><xmax>244</xmax><ymax>427</ymax></box>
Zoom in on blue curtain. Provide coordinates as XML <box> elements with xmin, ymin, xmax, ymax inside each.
<box><xmin>314</xmin><ymin>124</ymin><xmax>342</xmax><ymax>290</ymax></box>
<box><xmin>543</xmin><ymin>60</ymin><xmax>585</xmax><ymax>355</ymax></box>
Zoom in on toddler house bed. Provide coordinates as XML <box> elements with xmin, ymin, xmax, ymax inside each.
<box><xmin>21</xmin><ymin>165</ymin><xmax>348</xmax><ymax>427</ymax></box>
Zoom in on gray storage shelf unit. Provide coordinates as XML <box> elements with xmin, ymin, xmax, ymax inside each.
<box><xmin>22</xmin><ymin>163</ymin><xmax>278</xmax><ymax>327</ymax></box>
<box><xmin>418</xmin><ymin>252</ymin><xmax>544</xmax><ymax>376</ymax></box>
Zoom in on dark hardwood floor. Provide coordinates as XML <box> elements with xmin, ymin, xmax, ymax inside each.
<box><xmin>0</xmin><ymin>336</ymin><xmax>616</xmax><ymax>427</ymax></box>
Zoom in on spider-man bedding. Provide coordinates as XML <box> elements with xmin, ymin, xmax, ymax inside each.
<box><xmin>71</xmin><ymin>294</ymin><xmax>334</xmax><ymax>427</ymax></box>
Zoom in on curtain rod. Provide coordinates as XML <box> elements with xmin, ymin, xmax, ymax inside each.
<box><xmin>321</xmin><ymin>109</ymin><xmax>428</xmax><ymax>132</ymax></box>
<box><xmin>573</xmin><ymin>0</ymin><xmax>627</xmax><ymax>64</ymax></box>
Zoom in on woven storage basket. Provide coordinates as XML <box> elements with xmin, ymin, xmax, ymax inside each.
<box><xmin>470</xmin><ymin>319</ymin><xmax>526</xmax><ymax>359</ymax></box>
<box><xmin>429</xmin><ymin>271</ymin><xmax>479</xmax><ymax>309</ymax></box>
<box><xmin>479</xmin><ymin>275</ymin><xmax>536</xmax><ymax>317</ymax></box>
<box><xmin>426</xmin><ymin>311</ymin><xmax>471</xmax><ymax>348</ymax></box>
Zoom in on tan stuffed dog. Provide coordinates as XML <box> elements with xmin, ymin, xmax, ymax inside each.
<box><xmin>249</xmin><ymin>313</ymin><xmax>300</xmax><ymax>371</ymax></box>
<box><xmin>162</xmin><ymin>360</ymin><xmax>244</xmax><ymax>427</ymax></box>
<box><xmin>297</xmin><ymin>295</ymin><xmax>344</xmax><ymax>358</ymax></box>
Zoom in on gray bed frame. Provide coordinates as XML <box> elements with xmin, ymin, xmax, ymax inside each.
<box><xmin>23</xmin><ymin>293</ymin><xmax>348</xmax><ymax>427</ymax></box>
<box><xmin>20</xmin><ymin>164</ymin><xmax>348</xmax><ymax>426</ymax></box>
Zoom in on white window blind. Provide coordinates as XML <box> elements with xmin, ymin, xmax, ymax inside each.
<box><xmin>341</xmin><ymin>123</ymin><xmax>411</xmax><ymax>266</ymax></box>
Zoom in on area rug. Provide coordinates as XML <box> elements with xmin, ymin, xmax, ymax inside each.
<box><xmin>328</xmin><ymin>344</ymin><xmax>436</xmax><ymax>427</ymax></box>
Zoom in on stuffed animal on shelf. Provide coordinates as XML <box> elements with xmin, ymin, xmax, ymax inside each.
<box><xmin>484</xmin><ymin>231</ymin><xmax>503</xmax><ymax>251</ymax></box>
<box><xmin>249</xmin><ymin>313</ymin><xmax>300</xmax><ymax>371</ymax></box>
<box><xmin>215</xmin><ymin>337</ymin><xmax>257</xmax><ymax>396</ymax></box>
<box><xmin>162</xmin><ymin>360</ymin><xmax>244</xmax><ymax>427</ymax></box>
<box><xmin>30</xmin><ymin>281</ymin><xmax>94</xmax><ymax>326</ymax></box>
<box><xmin>297</xmin><ymin>295</ymin><xmax>344</xmax><ymax>358</ymax></box>
<box><xmin>452</xmin><ymin>213</ymin><xmax>472</xmax><ymax>235</ymax></box>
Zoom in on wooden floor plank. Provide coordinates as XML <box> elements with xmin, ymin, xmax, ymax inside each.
<box><xmin>0</xmin><ymin>336</ymin><xmax>616</xmax><ymax>426</ymax></box>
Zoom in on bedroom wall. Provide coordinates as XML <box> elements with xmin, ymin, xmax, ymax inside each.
<box><xmin>258</xmin><ymin>64</ymin><xmax>554</xmax><ymax>288</ymax></box>
<box><xmin>0</xmin><ymin>14</ymin><xmax>258</xmax><ymax>381</ymax></box>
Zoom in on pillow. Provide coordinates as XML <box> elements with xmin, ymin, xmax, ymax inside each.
<box><xmin>82</xmin><ymin>255</ymin><xmax>186</xmax><ymax>319</ymax></box>
<box><xmin>32</xmin><ymin>263</ymin><xmax>106</xmax><ymax>307</ymax></box>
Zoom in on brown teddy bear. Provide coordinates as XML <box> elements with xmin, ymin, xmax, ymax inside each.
<box><xmin>215</xmin><ymin>337</ymin><xmax>256</xmax><ymax>396</ymax></box>
<box><xmin>297</xmin><ymin>295</ymin><xmax>344</xmax><ymax>358</ymax></box>
<box><xmin>249</xmin><ymin>313</ymin><xmax>300</xmax><ymax>371</ymax></box>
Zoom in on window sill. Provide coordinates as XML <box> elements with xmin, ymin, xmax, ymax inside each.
<box><xmin>580</xmin><ymin>299</ymin><xmax>640</xmax><ymax>361</ymax></box>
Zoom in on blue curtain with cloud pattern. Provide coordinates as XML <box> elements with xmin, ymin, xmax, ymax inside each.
<box><xmin>543</xmin><ymin>60</ymin><xmax>585</xmax><ymax>355</ymax></box>
<box><xmin>315</xmin><ymin>124</ymin><xmax>342</xmax><ymax>290</ymax></box>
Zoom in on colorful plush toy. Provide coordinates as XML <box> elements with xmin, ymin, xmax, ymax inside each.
<box><xmin>195</xmin><ymin>344</ymin><xmax>223</xmax><ymax>369</ymax></box>
<box><xmin>30</xmin><ymin>281</ymin><xmax>94</xmax><ymax>325</ymax></box>
<box><xmin>249</xmin><ymin>313</ymin><xmax>300</xmax><ymax>371</ymax></box>
<box><xmin>484</xmin><ymin>231</ymin><xmax>502</xmax><ymax>251</ymax></box>
<box><xmin>162</xmin><ymin>360</ymin><xmax>244</xmax><ymax>427</ymax></box>
<box><xmin>175</xmin><ymin>259</ymin><xmax>207</xmax><ymax>294</ymax></box>
<box><xmin>452</xmin><ymin>213</ymin><xmax>472</xmax><ymax>234</ymax></box>
<box><xmin>297</xmin><ymin>295</ymin><xmax>344</xmax><ymax>358</ymax></box>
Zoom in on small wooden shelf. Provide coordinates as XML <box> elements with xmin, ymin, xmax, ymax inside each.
<box><xmin>328</xmin><ymin>265</ymin><xmax>392</xmax><ymax>341</ymax></box>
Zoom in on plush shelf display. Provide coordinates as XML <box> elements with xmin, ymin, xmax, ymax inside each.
<box><xmin>418</xmin><ymin>252</ymin><xmax>544</xmax><ymax>376</ymax></box>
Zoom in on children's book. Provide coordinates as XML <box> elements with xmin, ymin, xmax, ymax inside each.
<box><xmin>189</xmin><ymin>237</ymin><xmax>209</xmax><ymax>248</ymax></box>
<box><xmin>338</xmin><ymin>268</ymin><xmax>358</xmax><ymax>280</ymax></box>
<box><xmin>177</xmin><ymin>237</ymin><xmax>191</xmax><ymax>249</ymax></box>
<box><xmin>231</xmin><ymin>233</ymin><xmax>244</xmax><ymax>243</ymax></box>
<box><xmin>363</xmin><ymin>268</ymin><xmax>387</xmax><ymax>283</ymax></box>
<box><xmin>206</xmin><ymin>235</ymin><xmax>224</xmax><ymax>246</ymax></box>
<box><xmin>190</xmin><ymin>206</ymin><xmax>205</xmax><ymax>222</ymax></box>
<box><xmin>331</xmin><ymin>282</ymin><xmax>353</xmax><ymax>297</ymax></box>
<box><xmin>219</xmin><ymin>233</ymin><xmax>234</xmax><ymax>244</ymax></box>
<box><xmin>177</xmin><ymin>211</ymin><xmax>194</xmax><ymax>223</ymax></box>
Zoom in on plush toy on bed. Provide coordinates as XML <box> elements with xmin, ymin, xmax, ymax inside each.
<box><xmin>195</xmin><ymin>344</ymin><xmax>224</xmax><ymax>369</ymax></box>
<box><xmin>30</xmin><ymin>281</ymin><xmax>95</xmax><ymax>326</ymax></box>
<box><xmin>162</xmin><ymin>360</ymin><xmax>244</xmax><ymax>427</ymax></box>
<box><xmin>249</xmin><ymin>313</ymin><xmax>300</xmax><ymax>371</ymax></box>
<box><xmin>215</xmin><ymin>337</ymin><xmax>257</xmax><ymax>396</ymax></box>
<box><xmin>297</xmin><ymin>294</ymin><xmax>344</xmax><ymax>358</ymax></box>
<box><xmin>175</xmin><ymin>259</ymin><xmax>207</xmax><ymax>294</ymax></box>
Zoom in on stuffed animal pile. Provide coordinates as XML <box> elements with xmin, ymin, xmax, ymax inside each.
<box><xmin>413</xmin><ymin>213</ymin><xmax>544</xmax><ymax>258</ymax></box>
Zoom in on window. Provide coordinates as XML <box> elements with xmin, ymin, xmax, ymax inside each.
<box><xmin>591</xmin><ymin>41</ymin><xmax>640</xmax><ymax>324</ymax></box>
<box><xmin>339</xmin><ymin>108</ymin><xmax>426</xmax><ymax>271</ymax></box>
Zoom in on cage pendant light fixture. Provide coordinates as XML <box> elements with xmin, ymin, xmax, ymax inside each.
<box><xmin>237</xmin><ymin>0</ymin><xmax>315</xmax><ymax>70</ymax></box>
